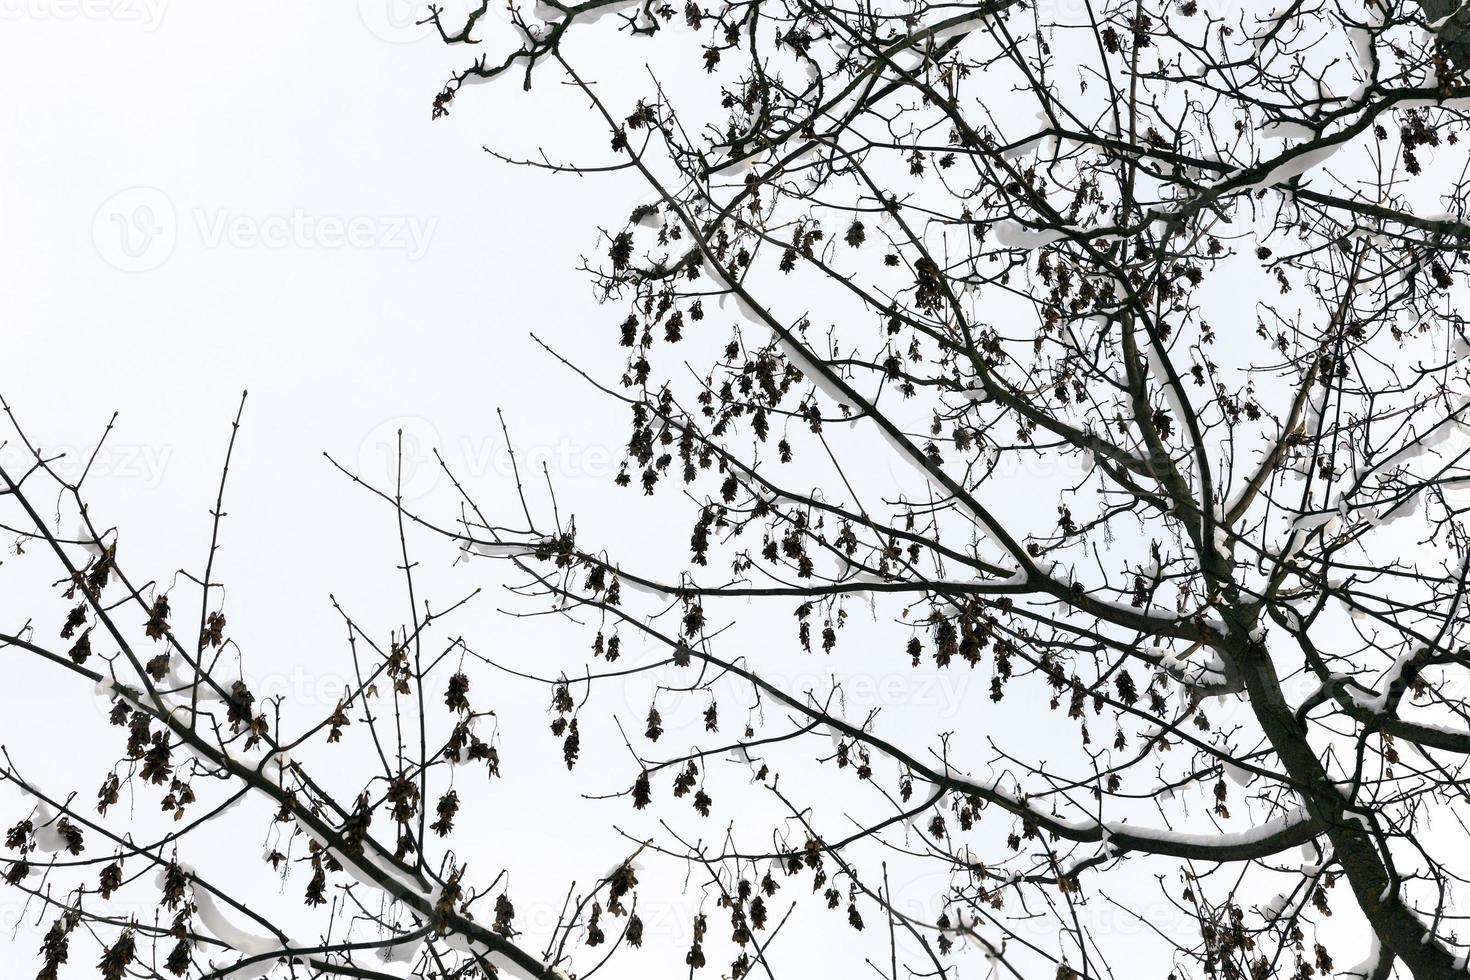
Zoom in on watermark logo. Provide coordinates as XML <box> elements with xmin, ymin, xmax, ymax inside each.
<box><xmin>93</xmin><ymin>188</ymin><xmax>438</xmax><ymax>271</ymax></box>
<box><xmin>193</xmin><ymin>208</ymin><xmax>436</xmax><ymax>259</ymax></box>
<box><xmin>89</xmin><ymin>664</ymin><xmax>356</xmax><ymax>724</ymax></box>
<box><xmin>358</xmin><ymin>0</ymin><xmax>435</xmax><ymax>43</ymax></box>
<box><xmin>358</xmin><ymin>0</ymin><xmax>515</xmax><ymax>43</ymax></box>
<box><xmin>617</xmin><ymin>661</ymin><xmax>979</xmax><ymax>743</ymax></box>
<box><xmin>92</xmin><ymin>186</ymin><xmax>176</xmax><ymax>273</ymax></box>
<box><xmin>0</xmin><ymin>439</ymin><xmax>173</xmax><ymax>489</ymax></box>
<box><xmin>354</xmin><ymin>415</ymin><xmax>621</xmax><ymax>502</ymax></box>
<box><xmin>358</xmin><ymin>416</ymin><xmax>445</xmax><ymax>502</ymax></box>
<box><xmin>0</xmin><ymin>0</ymin><xmax>167</xmax><ymax>29</ymax></box>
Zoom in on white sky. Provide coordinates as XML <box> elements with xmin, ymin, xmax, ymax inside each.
<box><xmin>0</xmin><ymin>4</ymin><xmax>992</xmax><ymax>977</ymax></box>
<box><xmin>0</xmin><ymin>1</ymin><xmax>723</xmax><ymax>973</ymax></box>
<box><xmin>0</xmin><ymin>3</ymin><xmax>1409</xmax><ymax>978</ymax></box>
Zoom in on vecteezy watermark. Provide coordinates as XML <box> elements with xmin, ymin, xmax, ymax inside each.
<box><xmin>507</xmin><ymin>894</ymin><xmax>706</xmax><ymax>945</ymax></box>
<box><xmin>0</xmin><ymin>439</ymin><xmax>172</xmax><ymax>490</ymax></box>
<box><xmin>358</xmin><ymin>0</ymin><xmax>435</xmax><ymax>43</ymax></box>
<box><xmin>885</xmin><ymin>864</ymin><xmax>1191</xmax><ymax>949</ymax></box>
<box><xmin>358</xmin><ymin>416</ymin><xmax>446</xmax><ymax>502</ymax></box>
<box><xmin>92</xmin><ymin>188</ymin><xmax>438</xmax><ymax>271</ymax></box>
<box><xmin>90</xmin><ymin>664</ymin><xmax>355</xmax><ymax>723</ymax></box>
<box><xmin>356</xmin><ymin>415</ymin><xmax>622</xmax><ymax>502</ymax></box>
<box><xmin>358</xmin><ymin>0</ymin><xmax>513</xmax><ymax>44</ymax></box>
<box><xmin>92</xmin><ymin>187</ymin><xmax>177</xmax><ymax>273</ymax></box>
<box><xmin>617</xmin><ymin>662</ymin><xmax>980</xmax><ymax>742</ymax></box>
<box><xmin>0</xmin><ymin>0</ymin><xmax>167</xmax><ymax>29</ymax></box>
<box><xmin>193</xmin><ymin>209</ymin><xmax>436</xmax><ymax>259</ymax></box>
<box><xmin>1029</xmin><ymin>0</ymin><xmax>1229</xmax><ymax>17</ymax></box>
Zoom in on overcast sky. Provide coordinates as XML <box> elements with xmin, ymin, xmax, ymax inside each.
<box><xmin>0</xmin><ymin>4</ymin><xmax>1392</xmax><ymax>978</ymax></box>
<box><xmin>0</xmin><ymin>5</ymin><xmax>958</xmax><ymax>976</ymax></box>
